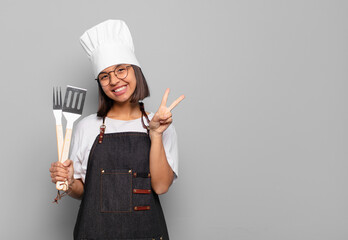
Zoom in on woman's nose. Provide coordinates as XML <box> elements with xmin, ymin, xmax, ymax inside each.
<box><xmin>109</xmin><ymin>72</ymin><xmax>120</xmax><ymax>85</ymax></box>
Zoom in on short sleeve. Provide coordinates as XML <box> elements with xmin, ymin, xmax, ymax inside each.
<box><xmin>162</xmin><ymin>124</ymin><xmax>179</xmax><ymax>184</ymax></box>
<box><xmin>69</xmin><ymin>122</ymin><xmax>84</xmax><ymax>181</ymax></box>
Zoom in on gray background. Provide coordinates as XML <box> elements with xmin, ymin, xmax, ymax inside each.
<box><xmin>0</xmin><ymin>0</ymin><xmax>347</xmax><ymax>239</ymax></box>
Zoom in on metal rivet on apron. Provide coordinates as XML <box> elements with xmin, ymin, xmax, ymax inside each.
<box><xmin>128</xmin><ymin>169</ymin><xmax>132</xmax><ymax>173</ymax></box>
<box><xmin>101</xmin><ymin>169</ymin><xmax>104</xmax><ymax>174</ymax></box>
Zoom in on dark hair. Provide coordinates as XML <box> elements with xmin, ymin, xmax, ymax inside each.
<box><xmin>96</xmin><ymin>65</ymin><xmax>150</xmax><ymax>117</ymax></box>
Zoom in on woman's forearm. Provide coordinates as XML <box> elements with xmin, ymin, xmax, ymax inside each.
<box><xmin>149</xmin><ymin>132</ymin><xmax>174</xmax><ymax>194</ymax></box>
<box><xmin>67</xmin><ymin>178</ymin><xmax>84</xmax><ymax>200</ymax></box>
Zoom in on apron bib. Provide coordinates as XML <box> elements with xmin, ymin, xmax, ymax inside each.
<box><xmin>73</xmin><ymin>115</ymin><xmax>169</xmax><ymax>240</ymax></box>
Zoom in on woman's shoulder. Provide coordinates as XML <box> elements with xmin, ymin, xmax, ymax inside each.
<box><xmin>78</xmin><ymin>113</ymin><xmax>101</xmax><ymax>126</ymax></box>
<box><xmin>74</xmin><ymin>113</ymin><xmax>102</xmax><ymax>133</ymax></box>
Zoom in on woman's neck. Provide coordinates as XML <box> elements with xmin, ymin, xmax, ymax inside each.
<box><xmin>107</xmin><ymin>101</ymin><xmax>142</xmax><ymax>121</ymax></box>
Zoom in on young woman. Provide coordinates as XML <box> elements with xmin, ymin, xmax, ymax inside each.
<box><xmin>49</xmin><ymin>20</ymin><xmax>184</xmax><ymax>240</ymax></box>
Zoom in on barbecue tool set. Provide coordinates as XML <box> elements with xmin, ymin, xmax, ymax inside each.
<box><xmin>52</xmin><ymin>85</ymin><xmax>87</xmax><ymax>198</ymax></box>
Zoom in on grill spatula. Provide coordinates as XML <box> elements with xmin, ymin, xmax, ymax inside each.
<box><xmin>56</xmin><ymin>85</ymin><xmax>87</xmax><ymax>191</ymax></box>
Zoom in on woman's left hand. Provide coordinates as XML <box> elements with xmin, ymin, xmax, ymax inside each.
<box><xmin>149</xmin><ymin>88</ymin><xmax>185</xmax><ymax>136</ymax></box>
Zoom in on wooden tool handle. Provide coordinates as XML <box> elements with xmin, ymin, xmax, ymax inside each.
<box><xmin>56</xmin><ymin>128</ymin><xmax>72</xmax><ymax>191</ymax></box>
<box><xmin>55</xmin><ymin>124</ymin><xmax>64</xmax><ymax>161</ymax></box>
<box><xmin>60</xmin><ymin>128</ymin><xmax>72</xmax><ymax>163</ymax></box>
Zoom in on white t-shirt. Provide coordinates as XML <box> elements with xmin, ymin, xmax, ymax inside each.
<box><xmin>69</xmin><ymin>112</ymin><xmax>178</xmax><ymax>184</ymax></box>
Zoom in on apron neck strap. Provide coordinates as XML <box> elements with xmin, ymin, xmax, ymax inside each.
<box><xmin>139</xmin><ymin>102</ymin><xmax>150</xmax><ymax>134</ymax></box>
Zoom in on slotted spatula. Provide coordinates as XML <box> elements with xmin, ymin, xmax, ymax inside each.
<box><xmin>56</xmin><ymin>85</ymin><xmax>87</xmax><ymax>191</ymax></box>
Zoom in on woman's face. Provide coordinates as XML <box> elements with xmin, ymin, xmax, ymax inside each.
<box><xmin>99</xmin><ymin>64</ymin><xmax>136</xmax><ymax>104</ymax></box>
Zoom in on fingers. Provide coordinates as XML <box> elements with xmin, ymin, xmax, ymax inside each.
<box><xmin>158</xmin><ymin>111</ymin><xmax>172</xmax><ymax>122</ymax></box>
<box><xmin>63</xmin><ymin>159</ymin><xmax>73</xmax><ymax>167</ymax></box>
<box><xmin>168</xmin><ymin>94</ymin><xmax>185</xmax><ymax>112</ymax></box>
<box><xmin>50</xmin><ymin>171</ymin><xmax>69</xmax><ymax>183</ymax></box>
<box><xmin>51</xmin><ymin>175</ymin><xmax>68</xmax><ymax>183</ymax></box>
<box><xmin>152</xmin><ymin>89</ymin><xmax>184</xmax><ymax>130</ymax></box>
<box><xmin>160</xmin><ymin>111</ymin><xmax>172</xmax><ymax>120</ymax></box>
<box><xmin>50</xmin><ymin>162</ymin><xmax>68</xmax><ymax>173</ymax></box>
<box><xmin>160</xmin><ymin>88</ymin><xmax>170</xmax><ymax>107</ymax></box>
<box><xmin>160</xmin><ymin>117</ymin><xmax>172</xmax><ymax>125</ymax></box>
<box><xmin>49</xmin><ymin>161</ymin><xmax>70</xmax><ymax>184</ymax></box>
<box><xmin>160</xmin><ymin>88</ymin><xmax>185</xmax><ymax>112</ymax></box>
<box><xmin>152</xmin><ymin>108</ymin><xmax>172</xmax><ymax>122</ymax></box>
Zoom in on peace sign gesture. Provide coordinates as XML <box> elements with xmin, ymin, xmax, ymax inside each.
<box><xmin>149</xmin><ymin>88</ymin><xmax>185</xmax><ymax>136</ymax></box>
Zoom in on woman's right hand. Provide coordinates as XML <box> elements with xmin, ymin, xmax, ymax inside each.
<box><xmin>49</xmin><ymin>159</ymin><xmax>75</xmax><ymax>187</ymax></box>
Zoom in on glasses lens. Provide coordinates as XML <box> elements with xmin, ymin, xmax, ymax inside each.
<box><xmin>99</xmin><ymin>74</ymin><xmax>110</xmax><ymax>86</ymax></box>
<box><xmin>115</xmin><ymin>65</ymin><xmax>128</xmax><ymax>79</ymax></box>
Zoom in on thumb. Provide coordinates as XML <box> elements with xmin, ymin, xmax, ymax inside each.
<box><xmin>63</xmin><ymin>159</ymin><xmax>72</xmax><ymax>167</ymax></box>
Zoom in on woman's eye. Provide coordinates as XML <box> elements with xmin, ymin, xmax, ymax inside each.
<box><xmin>117</xmin><ymin>68</ymin><xmax>125</xmax><ymax>72</ymax></box>
<box><xmin>100</xmin><ymin>75</ymin><xmax>108</xmax><ymax>80</ymax></box>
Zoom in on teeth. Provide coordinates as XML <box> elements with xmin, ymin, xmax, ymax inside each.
<box><xmin>114</xmin><ymin>86</ymin><xmax>126</xmax><ymax>92</ymax></box>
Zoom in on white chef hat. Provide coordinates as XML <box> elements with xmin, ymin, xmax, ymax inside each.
<box><xmin>79</xmin><ymin>19</ymin><xmax>141</xmax><ymax>79</ymax></box>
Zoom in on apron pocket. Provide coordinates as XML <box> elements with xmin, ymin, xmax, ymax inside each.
<box><xmin>100</xmin><ymin>168</ymin><xmax>133</xmax><ymax>212</ymax></box>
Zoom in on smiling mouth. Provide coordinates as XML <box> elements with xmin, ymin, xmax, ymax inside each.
<box><xmin>113</xmin><ymin>86</ymin><xmax>127</xmax><ymax>92</ymax></box>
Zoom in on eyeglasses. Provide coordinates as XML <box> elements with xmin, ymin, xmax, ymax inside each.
<box><xmin>95</xmin><ymin>65</ymin><xmax>132</xmax><ymax>87</ymax></box>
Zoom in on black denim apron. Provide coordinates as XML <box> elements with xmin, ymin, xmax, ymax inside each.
<box><xmin>73</xmin><ymin>114</ymin><xmax>169</xmax><ymax>240</ymax></box>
